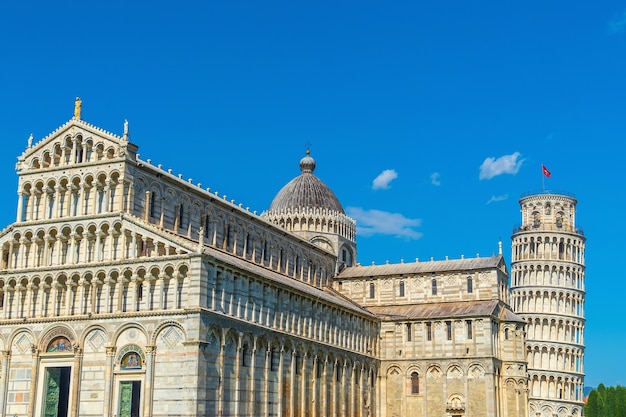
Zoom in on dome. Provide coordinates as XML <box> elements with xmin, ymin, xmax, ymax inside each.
<box><xmin>268</xmin><ymin>150</ymin><xmax>345</xmax><ymax>214</ymax></box>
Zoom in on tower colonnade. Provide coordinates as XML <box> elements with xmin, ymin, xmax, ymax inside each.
<box><xmin>510</xmin><ymin>193</ymin><xmax>585</xmax><ymax>417</ymax></box>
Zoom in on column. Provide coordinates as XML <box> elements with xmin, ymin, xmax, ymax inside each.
<box><xmin>311</xmin><ymin>356</ymin><xmax>318</xmax><ymax>417</ymax></box>
<box><xmin>234</xmin><ymin>338</ymin><xmax>242</xmax><ymax>417</ymax></box>
<box><xmin>130</xmin><ymin>276</ymin><xmax>138</xmax><ymax>312</ymax></box>
<box><xmin>174</xmin><ymin>205</ymin><xmax>180</xmax><ymax>232</ymax></box>
<box><xmin>250</xmin><ymin>343</ymin><xmax>257</xmax><ymax>417</ymax></box>
<box><xmin>103</xmin><ymin>181</ymin><xmax>111</xmax><ymax>213</ymax></box>
<box><xmin>159</xmin><ymin>198</ymin><xmax>165</xmax><ymax>227</ymax></box>
<box><xmin>71</xmin><ymin>138</ymin><xmax>78</xmax><ymax>163</ymax></box>
<box><xmin>19</xmin><ymin>238</ymin><xmax>27</xmax><ymax>269</ymax></box>
<box><xmin>242</xmin><ymin>232</ymin><xmax>248</xmax><ymax>259</ymax></box>
<box><xmin>6</xmin><ymin>241</ymin><xmax>14</xmax><ymax>270</ymax></box>
<box><xmin>24</xmin><ymin>285</ymin><xmax>33</xmax><ymax>319</ymax></box>
<box><xmin>65</xmin><ymin>282</ymin><xmax>73</xmax><ymax>316</ymax></box>
<box><xmin>321</xmin><ymin>358</ymin><xmax>327</xmax><ymax>417</ymax></box>
<box><xmin>131</xmin><ymin>232</ymin><xmax>138</xmax><ymax>258</ymax></box>
<box><xmin>77</xmin><ymin>279</ymin><xmax>86</xmax><ymax>315</ymax></box>
<box><xmin>143</xmin><ymin>345</ymin><xmax>156</xmax><ymax>417</ymax></box>
<box><xmin>70</xmin><ymin>235</ymin><xmax>77</xmax><ymax>264</ymax></box>
<box><xmin>16</xmin><ymin>191</ymin><xmax>24</xmax><ymax>222</ymax></box>
<box><xmin>289</xmin><ymin>350</ymin><xmax>296</xmax><ymax>417</ymax></box>
<box><xmin>157</xmin><ymin>274</ymin><xmax>166</xmax><ymax>310</ymax></box>
<box><xmin>107</xmin><ymin>233</ymin><xmax>115</xmax><ymax>262</ymax></box>
<box><xmin>39</xmin><ymin>284</ymin><xmax>48</xmax><ymax>317</ymax></box>
<box><xmin>57</xmin><ymin>187</ymin><xmax>66</xmax><ymax>218</ymax></box>
<box><xmin>0</xmin><ymin>351</ymin><xmax>10</xmax><ymax>417</ymax></box>
<box><xmin>92</xmin><ymin>185</ymin><xmax>100</xmax><ymax>215</ymax></box>
<box><xmin>264</xmin><ymin>347</ymin><xmax>270</xmax><ymax>417</ymax></box>
<box><xmin>51</xmin><ymin>187</ymin><xmax>60</xmax><ymax>219</ymax></box>
<box><xmin>125</xmin><ymin>181</ymin><xmax>134</xmax><ymax>213</ymax></box>
<box><xmin>70</xmin><ymin>345</ymin><xmax>83</xmax><ymax>417</ymax></box>
<box><xmin>27</xmin><ymin>345</ymin><xmax>39</xmax><ymax>417</ymax></box>
<box><xmin>217</xmin><ymin>342</ymin><xmax>226</xmax><ymax>417</ymax></box>
<box><xmin>103</xmin><ymin>346</ymin><xmax>116</xmax><ymax>417</ymax></box>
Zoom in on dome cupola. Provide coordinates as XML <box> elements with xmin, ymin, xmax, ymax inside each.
<box><xmin>264</xmin><ymin>150</ymin><xmax>357</xmax><ymax>271</ymax></box>
<box><xmin>268</xmin><ymin>150</ymin><xmax>345</xmax><ymax>214</ymax></box>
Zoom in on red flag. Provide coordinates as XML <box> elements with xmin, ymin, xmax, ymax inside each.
<box><xmin>542</xmin><ymin>165</ymin><xmax>551</xmax><ymax>178</ymax></box>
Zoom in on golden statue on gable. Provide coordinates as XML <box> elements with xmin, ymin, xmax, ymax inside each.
<box><xmin>74</xmin><ymin>97</ymin><xmax>82</xmax><ymax>119</ymax></box>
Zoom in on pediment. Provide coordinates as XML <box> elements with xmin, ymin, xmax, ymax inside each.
<box><xmin>16</xmin><ymin>118</ymin><xmax>136</xmax><ymax>173</ymax></box>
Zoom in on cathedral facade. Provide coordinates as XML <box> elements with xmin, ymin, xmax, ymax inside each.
<box><xmin>0</xmin><ymin>102</ymin><xmax>570</xmax><ymax>417</ymax></box>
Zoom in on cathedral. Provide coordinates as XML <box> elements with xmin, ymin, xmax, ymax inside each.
<box><xmin>0</xmin><ymin>100</ymin><xmax>584</xmax><ymax>417</ymax></box>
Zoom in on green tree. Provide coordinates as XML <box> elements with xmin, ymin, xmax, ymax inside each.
<box><xmin>585</xmin><ymin>384</ymin><xmax>626</xmax><ymax>417</ymax></box>
<box><xmin>586</xmin><ymin>390</ymin><xmax>600</xmax><ymax>417</ymax></box>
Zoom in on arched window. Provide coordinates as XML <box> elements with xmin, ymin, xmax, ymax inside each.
<box><xmin>369</xmin><ymin>282</ymin><xmax>375</xmax><ymax>299</ymax></box>
<box><xmin>241</xmin><ymin>344</ymin><xmax>251</xmax><ymax>367</ymax></box>
<box><xmin>410</xmin><ymin>372</ymin><xmax>420</xmax><ymax>394</ymax></box>
<box><xmin>150</xmin><ymin>191</ymin><xmax>158</xmax><ymax>218</ymax></box>
<box><xmin>467</xmin><ymin>277</ymin><xmax>473</xmax><ymax>293</ymax></box>
<box><xmin>399</xmin><ymin>281</ymin><xmax>405</xmax><ymax>297</ymax></box>
<box><xmin>431</xmin><ymin>279</ymin><xmax>437</xmax><ymax>296</ymax></box>
<box><xmin>179</xmin><ymin>204</ymin><xmax>185</xmax><ymax>229</ymax></box>
<box><xmin>504</xmin><ymin>328</ymin><xmax>509</xmax><ymax>340</ymax></box>
<box><xmin>270</xmin><ymin>348</ymin><xmax>279</xmax><ymax>372</ymax></box>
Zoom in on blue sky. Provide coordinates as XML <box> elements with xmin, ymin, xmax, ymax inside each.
<box><xmin>1</xmin><ymin>1</ymin><xmax>625</xmax><ymax>388</ymax></box>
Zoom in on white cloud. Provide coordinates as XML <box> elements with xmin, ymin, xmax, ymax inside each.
<box><xmin>372</xmin><ymin>169</ymin><xmax>398</xmax><ymax>190</ymax></box>
<box><xmin>487</xmin><ymin>194</ymin><xmax>508</xmax><ymax>204</ymax></box>
<box><xmin>479</xmin><ymin>152</ymin><xmax>524</xmax><ymax>180</ymax></box>
<box><xmin>430</xmin><ymin>172</ymin><xmax>441</xmax><ymax>186</ymax></box>
<box><xmin>609</xmin><ymin>10</ymin><xmax>626</xmax><ymax>33</ymax></box>
<box><xmin>346</xmin><ymin>207</ymin><xmax>422</xmax><ymax>240</ymax></box>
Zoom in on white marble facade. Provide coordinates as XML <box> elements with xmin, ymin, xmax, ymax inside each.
<box><xmin>0</xmin><ymin>102</ymin><xmax>569</xmax><ymax>417</ymax></box>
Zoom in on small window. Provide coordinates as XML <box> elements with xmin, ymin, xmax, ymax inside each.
<box><xmin>431</xmin><ymin>279</ymin><xmax>437</xmax><ymax>296</ymax></box>
<box><xmin>426</xmin><ymin>322</ymin><xmax>432</xmax><ymax>341</ymax></box>
<box><xmin>399</xmin><ymin>281</ymin><xmax>405</xmax><ymax>297</ymax></box>
<box><xmin>504</xmin><ymin>328</ymin><xmax>509</xmax><ymax>340</ymax></box>
<box><xmin>466</xmin><ymin>320</ymin><xmax>473</xmax><ymax>339</ymax></box>
<box><xmin>241</xmin><ymin>345</ymin><xmax>251</xmax><ymax>367</ymax></box>
<box><xmin>406</xmin><ymin>323</ymin><xmax>412</xmax><ymax>341</ymax></box>
<box><xmin>410</xmin><ymin>372</ymin><xmax>420</xmax><ymax>394</ymax></box>
<box><xmin>446</xmin><ymin>321</ymin><xmax>452</xmax><ymax>340</ymax></box>
<box><xmin>467</xmin><ymin>277</ymin><xmax>473</xmax><ymax>293</ymax></box>
<box><xmin>271</xmin><ymin>349</ymin><xmax>279</xmax><ymax>372</ymax></box>
<box><xmin>369</xmin><ymin>283</ymin><xmax>375</xmax><ymax>299</ymax></box>
<box><xmin>295</xmin><ymin>354</ymin><xmax>302</xmax><ymax>375</ymax></box>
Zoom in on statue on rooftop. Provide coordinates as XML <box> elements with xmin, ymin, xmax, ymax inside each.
<box><xmin>74</xmin><ymin>97</ymin><xmax>82</xmax><ymax>119</ymax></box>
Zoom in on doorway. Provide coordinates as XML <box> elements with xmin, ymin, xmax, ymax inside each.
<box><xmin>118</xmin><ymin>380</ymin><xmax>141</xmax><ymax>417</ymax></box>
<box><xmin>43</xmin><ymin>366</ymin><xmax>71</xmax><ymax>417</ymax></box>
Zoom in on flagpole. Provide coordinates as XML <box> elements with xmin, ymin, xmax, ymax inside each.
<box><xmin>542</xmin><ymin>163</ymin><xmax>545</xmax><ymax>192</ymax></box>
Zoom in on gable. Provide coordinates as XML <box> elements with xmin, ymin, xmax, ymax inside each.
<box><xmin>16</xmin><ymin>118</ymin><xmax>135</xmax><ymax>173</ymax></box>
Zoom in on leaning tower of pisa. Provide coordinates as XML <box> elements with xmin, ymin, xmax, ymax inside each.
<box><xmin>510</xmin><ymin>192</ymin><xmax>586</xmax><ymax>417</ymax></box>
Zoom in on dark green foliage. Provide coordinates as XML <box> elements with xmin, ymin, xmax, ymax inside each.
<box><xmin>585</xmin><ymin>384</ymin><xmax>626</xmax><ymax>417</ymax></box>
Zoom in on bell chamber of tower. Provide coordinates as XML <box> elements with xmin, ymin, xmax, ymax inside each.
<box><xmin>510</xmin><ymin>192</ymin><xmax>586</xmax><ymax>417</ymax></box>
